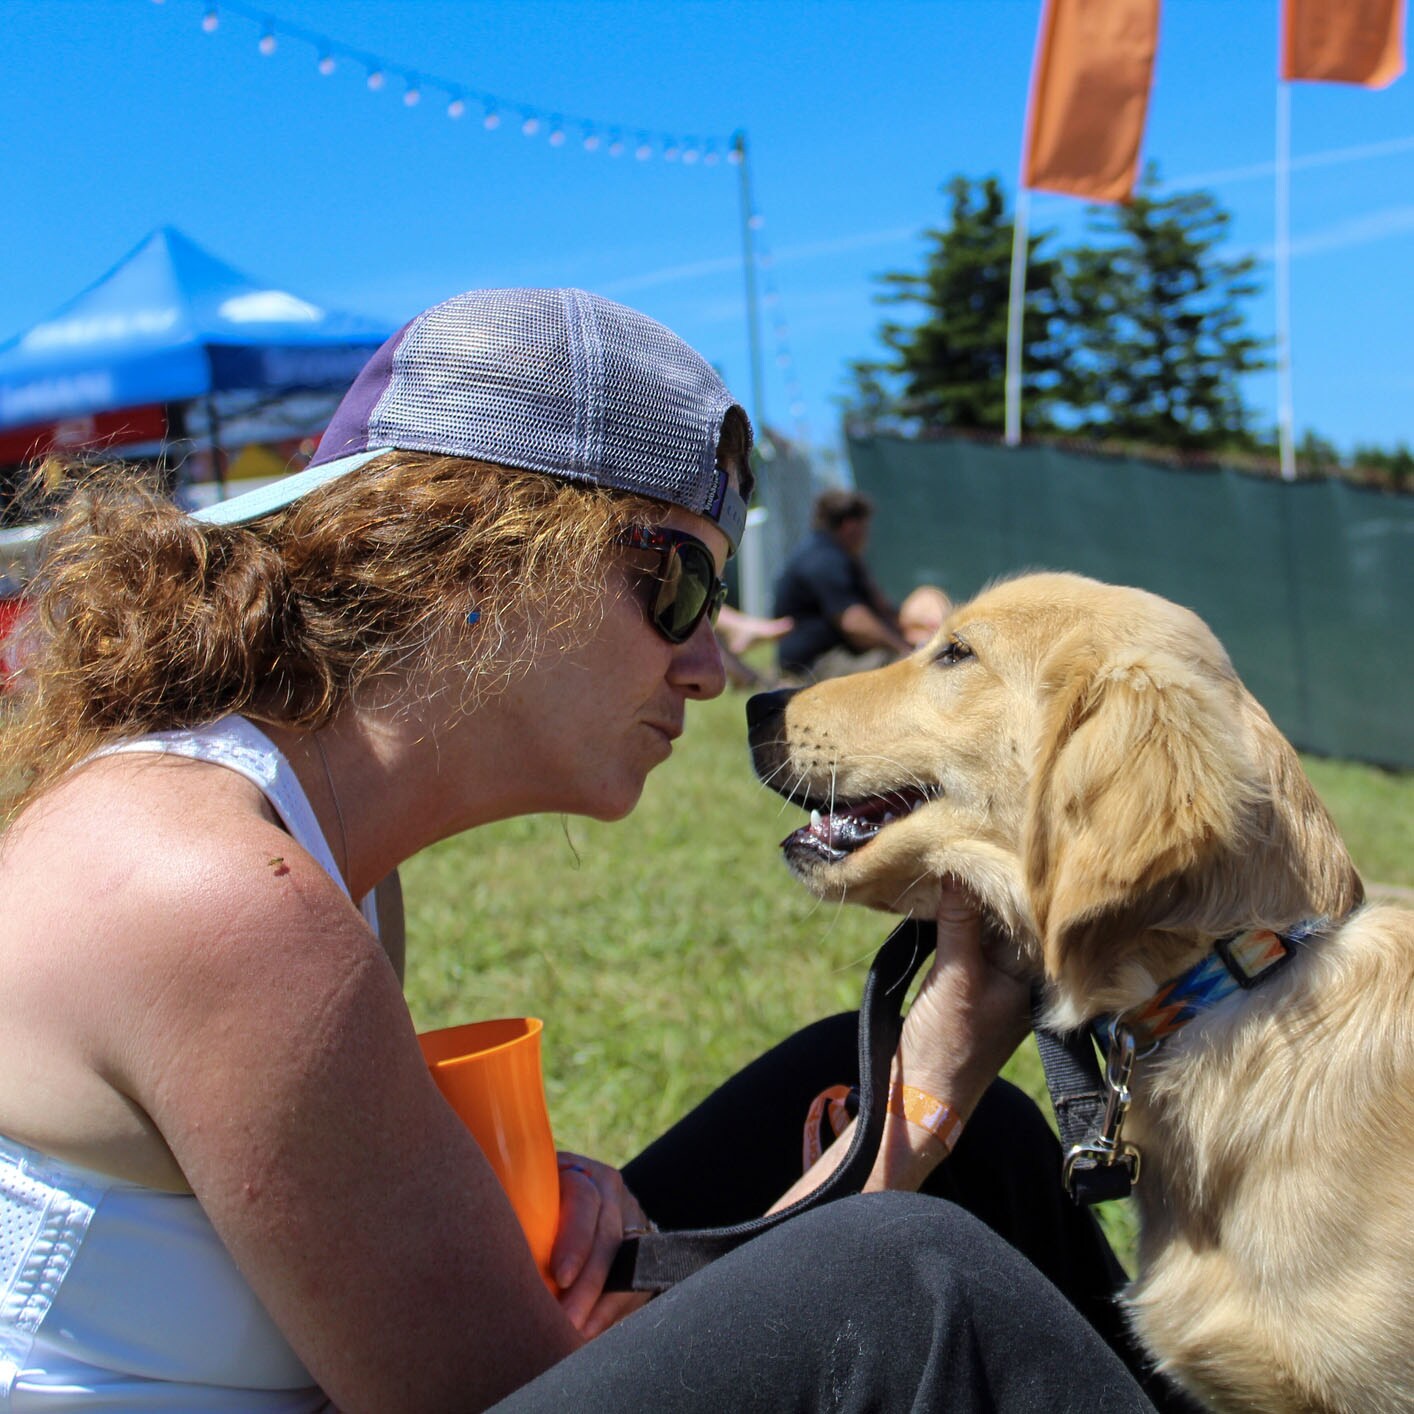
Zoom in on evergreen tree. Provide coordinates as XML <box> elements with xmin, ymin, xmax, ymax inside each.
<box><xmin>1296</xmin><ymin>428</ymin><xmax>1342</xmax><ymax>477</ymax></box>
<box><xmin>1055</xmin><ymin>167</ymin><xmax>1269</xmax><ymax>450</ymax></box>
<box><xmin>1351</xmin><ymin>440</ymin><xmax>1414</xmax><ymax>491</ymax></box>
<box><xmin>844</xmin><ymin>176</ymin><xmax>1062</xmax><ymax>435</ymax></box>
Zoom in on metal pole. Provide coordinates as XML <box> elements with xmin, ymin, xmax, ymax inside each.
<box><xmin>1004</xmin><ymin>186</ymin><xmax>1032</xmax><ymax>447</ymax></box>
<box><xmin>1275</xmin><ymin>80</ymin><xmax>1296</xmax><ymax>481</ymax></box>
<box><xmin>733</xmin><ymin>128</ymin><xmax>769</xmax><ymax>615</ymax></box>
<box><xmin>733</xmin><ymin>129</ymin><xmax>767</xmax><ymax>430</ymax></box>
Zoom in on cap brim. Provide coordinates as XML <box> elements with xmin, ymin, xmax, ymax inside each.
<box><xmin>191</xmin><ymin>448</ymin><xmax>389</xmax><ymax>525</ymax></box>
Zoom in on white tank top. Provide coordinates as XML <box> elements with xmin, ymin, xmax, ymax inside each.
<box><xmin>1</xmin><ymin>717</ymin><xmax>377</xmax><ymax>1410</ymax></box>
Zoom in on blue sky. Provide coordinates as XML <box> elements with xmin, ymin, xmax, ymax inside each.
<box><xmin>6</xmin><ymin>0</ymin><xmax>1414</xmax><ymax>457</ymax></box>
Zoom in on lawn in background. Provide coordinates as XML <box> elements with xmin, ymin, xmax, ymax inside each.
<box><xmin>402</xmin><ymin>686</ymin><xmax>1412</xmax><ymax>1265</ymax></box>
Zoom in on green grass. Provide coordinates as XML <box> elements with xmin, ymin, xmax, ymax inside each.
<box><xmin>401</xmin><ymin>687</ymin><xmax>1412</xmax><ymax>1266</ymax></box>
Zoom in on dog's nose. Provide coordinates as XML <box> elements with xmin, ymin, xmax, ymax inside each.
<box><xmin>746</xmin><ymin>687</ymin><xmax>797</xmax><ymax>732</ymax></box>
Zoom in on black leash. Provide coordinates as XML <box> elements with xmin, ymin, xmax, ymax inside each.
<box><xmin>604</xmin><ymin>916</ymin><xmax>937</xmax><ymax>1292</ymax></box>
<box><xmin>1030</xmin><ymin>996</ymin><xmax>1139</xmax><ymax>1206</ymax></box>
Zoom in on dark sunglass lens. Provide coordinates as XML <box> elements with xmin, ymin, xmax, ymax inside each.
<box><xmin>659</xmin><ymin>542</ymin><xmax>716</xmax><ymax>642</ymax></box>
<box><xmin>651</xmin><ymin>547</ymin><xmax>685</xmax><ymax>632</ymax></box>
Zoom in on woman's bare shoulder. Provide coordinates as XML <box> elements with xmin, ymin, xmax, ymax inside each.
<box><xmin>6</xmin><ymin>749</ymin><xmax>348</xmax><ymax>927</ymax></box>
<box><xmin>0</xmin><ymin>750</ymin><xmax>385</xmax><ymax>1180</ymax></box>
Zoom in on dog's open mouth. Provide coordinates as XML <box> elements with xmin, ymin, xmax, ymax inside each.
<box><xmin>783</xmin><ymin>785</ymin><xmax>938</xmax><ymax>863</ymax></box>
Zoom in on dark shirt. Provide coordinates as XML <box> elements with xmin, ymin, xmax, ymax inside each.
<box><xmin>772</xmin><ymin>531</ymin><xmax>873</xmax><ymax>674</ymax></box>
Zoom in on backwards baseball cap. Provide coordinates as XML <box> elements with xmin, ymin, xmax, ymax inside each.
<box><xmin>194</xmin><ymin>287</ymin><xmax>752</xmax><ymax>553</ymax></box>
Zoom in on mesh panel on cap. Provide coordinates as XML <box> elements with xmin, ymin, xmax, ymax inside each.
<box><xmin>591</xmin><ymin>295</ymin><xmax>730</xmax><ymax>512</ymax></box>
<box><xmin>364</xmin><ymin>288</ymin><xmax>736</xmax><ymax>517</ymax></box>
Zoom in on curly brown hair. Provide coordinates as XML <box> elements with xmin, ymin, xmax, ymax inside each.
<box><xmin>0</xmin><ymin>447</ymin><xmax>695</xmax><ymax>817</ymax></box>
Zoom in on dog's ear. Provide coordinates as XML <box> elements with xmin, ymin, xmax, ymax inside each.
<box><xmin>1024</xmin><ymin>634</ymin><xmax>1258</xmax><ymax>1015</ymax></box>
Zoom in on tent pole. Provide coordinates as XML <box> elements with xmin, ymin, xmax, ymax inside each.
<box><xmin>206</xmin><ymin>394</ymin><xmax>227</xmax><ymax>501</ymax></box>
<box><xmin>159</xmin><ymin>401</ymin><xmax>183</xmax><ymax>498</ymax></box>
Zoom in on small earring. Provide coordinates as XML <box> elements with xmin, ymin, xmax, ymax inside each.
<box><xmin>465</xmin><ymin>609</ymin><xmax>481</xmax><ymax>627</ymax></box>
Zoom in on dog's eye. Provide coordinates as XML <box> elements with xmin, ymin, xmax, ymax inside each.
<box><xmin>935</xmin><ymin>637</ymin><xmax>974</xmax><ymax>667</ymax></box>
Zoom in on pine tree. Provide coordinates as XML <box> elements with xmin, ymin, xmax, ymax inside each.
<box><xmin>844</xmin><ymin>176</ymin><xmax>1062</xmax><ymax>435</ymax></box>
<box><xmin>1055</xmin><ymin>167</ymin><xmax>1269</xmax><ymax>451</ymax></box>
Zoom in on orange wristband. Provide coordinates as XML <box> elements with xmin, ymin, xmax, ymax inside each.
<box><xmin>887</xmin><ymin>1082</ymin><xmax>963</xmax><ymax>1154</ymax></box>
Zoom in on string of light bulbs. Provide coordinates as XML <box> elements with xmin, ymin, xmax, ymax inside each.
<box><xmin>152</xmin><ymin>0</ymin><xmax>741</xmax><ymax>165</ymax></box>
<box><xmin>147</xmin><ymin>0</ymin><xmax>809</xmax><ymax>440</ymax></box>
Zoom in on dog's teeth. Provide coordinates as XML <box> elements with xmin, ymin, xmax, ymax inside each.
<box><xmin>810</xmin><ymin>809</ymin><xmax>823</xmax><ymax>830</ymax></box>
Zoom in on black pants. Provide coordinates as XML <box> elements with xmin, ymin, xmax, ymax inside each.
<box><xmin>494</xmin><ymin>1015</ymin><xmax>1186</xmax><ymax>1412</ymax></box>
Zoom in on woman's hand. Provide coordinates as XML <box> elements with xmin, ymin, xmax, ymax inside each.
<box><xmin>899</xmin><ymin>879</ymin><xmax>1033</xmax><ymax>1124</ymax></box>
<box><xmin>774</xmin><ymin>881</ymin><xmax>1034</xmax><ymax>1206</ymax></box>
<box><xmin>551</xmin><ymin>1152</ymin><xmax>654</xmax><ymax>1337</ymax></box>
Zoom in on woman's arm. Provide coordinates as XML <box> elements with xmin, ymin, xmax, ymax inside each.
<box><xmin>40</xmin><ymin>766</ymin><xmax>585</xmax><ymax>1413</ymax></box>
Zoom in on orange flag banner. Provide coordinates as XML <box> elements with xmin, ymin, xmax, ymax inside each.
<box><xmin>1022</xmin><ymin>0</ymin><xmax>1162</xmax><ymax>204</ymax></box>
<box><xmin>1282</xmin><ymin>0</ymin><xmax>1405</xmax><ymax>88</ymax></box>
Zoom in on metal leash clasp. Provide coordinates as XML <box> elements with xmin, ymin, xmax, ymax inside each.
<box><xmin>1061</xmin><ymin>1025</ymin><xmax>1143</xmax><ymax>1200</ymax></box>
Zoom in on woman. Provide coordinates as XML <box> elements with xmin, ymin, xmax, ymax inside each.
<box><xmin>0</xmin><ymin>288</ymin><xmax>1157</xmax><ymax>1411</ymax></box>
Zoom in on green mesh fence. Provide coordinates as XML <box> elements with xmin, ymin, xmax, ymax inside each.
<box><xmin>847</xmin><ymin>435</ymin><xmax>1414</xmax><ymax>770</ymax></box>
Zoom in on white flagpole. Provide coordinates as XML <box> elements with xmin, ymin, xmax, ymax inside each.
<box><xmin>1004</xmin><ymin>186</ymin><xmax>1032</xmax><ymax>447</ymax></box>
<box><xmin>1275</xmin><ymin>79</ymin><xmax>1296</xmax><ymax>480</ymax></box>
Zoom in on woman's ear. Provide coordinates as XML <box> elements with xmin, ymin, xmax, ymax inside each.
<box><xmin>1023</xmin><ymin>635</ymin><xmax>1259</xmax><ymax>1018</ymax></box>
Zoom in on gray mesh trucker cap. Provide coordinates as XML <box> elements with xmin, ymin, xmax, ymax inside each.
<box><xmin>194</xmin><ymin>287</ymin><xmax>752</xmax><ymax>552</ymax></box>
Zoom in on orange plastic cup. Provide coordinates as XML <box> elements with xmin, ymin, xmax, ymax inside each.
<box><xmin>418</xmin><ymin>1018</ymin><xmax>559</xmax><ymax>1281</ymax></box>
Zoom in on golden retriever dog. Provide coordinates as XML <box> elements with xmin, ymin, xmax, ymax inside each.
<box><xmin>747</xmin><ymin>571</ymin><xmax>1414</xmax><ymax>1413</ymax></box>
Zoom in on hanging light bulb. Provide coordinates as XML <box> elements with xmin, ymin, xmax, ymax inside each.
<box><xmin>201</xmin><ymin>7</ymin><xmax>219</xmax><ymax>32</ymax></box>
<box><xmin>682</xmin><ymin>147</ymin><xmax>700</xmax><ymax>165</ymax></box>
<box><xmin>607</xmin><ymin>135</ymin><xmax>625</xmax><ymax>157</ymax></box>
<box><xmin>664</xmin><ymin>143</ymin><xmax>680</xmax><ymax>161</ymax></box>
<box><xmin>748</xmin><ymin>213</ymin><xmax>764</xmax><ymax>230</ymax></box>
<box><xmin>521</xmin><ymin>115</ymin><xmax>540</xmax><ymax>137</ymax></box>
<box><xmin>483</xmin><ymin>105</ymin><xmax>501</xmax><ymax>130</ymax></box>
<box><xmin>317</xmin><ymin>52</ymin><xmax>336</xmax><ymax>75</ymax></box>
<box><xmin>403</xmin><ymin>81</ymin><xmax>421</xmax><ymax>106</ymax></box>
<box><xmin>366</xmin><ymin>69</ymin><xmax>386</xmax><ymax>90</ymax></box>
<box><xmin>447</xmin><ymin>96</ymin><xmax>466</xmax><ymax>119</ymax></box>
<box><xmin>258</xmin><ymin>27</ymin><xmax>276</xmax><ymax>55</ymax></box>
<box><xmin>727</xmin><ymin>145</ymin><xmax>744</xmax><ymax>165</ymax></box>
<box><xmin>634</xmin><ymin>140</ymin><xmax>653</xmax><ymax>161</ymax></box>
<box><xmin>582</xmin><ymin>130</ymin><xmax>601</xmax><ymax>152</ymax></box>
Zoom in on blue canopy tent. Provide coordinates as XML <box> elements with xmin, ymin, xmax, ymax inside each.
<box><xmin>0</xmin><ymin>226</ymin><xmax>392</xmax><ymax>501</ymax></box>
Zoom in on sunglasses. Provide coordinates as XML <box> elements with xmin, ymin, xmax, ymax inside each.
<box><xmin>617</xmin><ymin>525</ymin><xmax>728</xmax><ymax>645</ymax></box>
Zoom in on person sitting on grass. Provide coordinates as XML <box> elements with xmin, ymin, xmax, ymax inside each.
<box><xmin>0</xmin><ymin>288</ymin><xmax>1173</xmax><ymax>1412</ymax></box>
<box><xmin>771</xmin><ymin>488</ymin><xmax>911</xmax><ymax>681</ymax></box>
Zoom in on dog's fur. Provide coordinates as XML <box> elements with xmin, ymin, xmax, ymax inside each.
<box><xmin>748</xmin><ymin>571</ymin><xmax>1414</xmax><ymax>1413</ymax></box>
